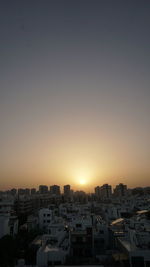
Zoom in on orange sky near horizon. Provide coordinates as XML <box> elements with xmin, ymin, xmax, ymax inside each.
<box><xmin>1</xmin><ymin>1</ymin><xmax>150</xmax><ymax>190</ymax></box>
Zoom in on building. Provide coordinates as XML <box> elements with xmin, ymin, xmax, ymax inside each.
<box><xmin>111</xmin><ymin>210</ymin><xmax>150</xmax><ymax>267</ymax></box>
<box><xmin>10</xmin><ymin>188</ymin><xmax>17</xmax><ymax>196</ymax></box>
<box><xmin>38</xmin><ymin>208</ymin><xmax>53</xmax><ymax>230</ymax></box>
<box><xmin>114</xmin><ymin>183</ymin><xmax>127</xmax><ymax>197</ymax></box>
<box><xmin>31</xmin><ymin>188</ymin><xmax>36</xmax><ymax>195</ymax></box>
<box><xmin>24</xmin><ymin>188</ymin><xmax>30</xmax><ymax>195</ymax></box>
<box><xmin>50</xmin><ymin>185</ymin><xmax>60</xmax><ymax>196</ymax></box>
<box><xmin>70</xmin><ymin>216</ymin><xmax>94</xmax><ymax>263</ymax></box>
<box><xmin>94</xmin><ymin>216</ymin><xmax>110</xmax><ymax>259</ymax></box>
<box><xmin>27</xmin><ymin>215</ymin><xmax>38</xmax><ymax>231</ymax></box>
<box><xmin>95</xmin><ymin>186</ymin><xmax>101</xmax><ymax>199</ymax></box>
<box><xmin>18</xmin><ymin>188</ymin><xmax>25</xmax><ymax>195</ymax></box>
<box><xmin>73</xmin><ymin>191</ymin><xmax>87</xmax><ymax>203</ymax></box>
<box><xmin>0</xmin><ymin>214</ymin><xmax>18</xmax><ymax>238</ymax></box>
<box><xmin>39</xmin><ymin>185</ymin><xmax>48</xmax><ymax>194</ymax></box>
<box><xmin>36</xmin><ymin>227</ymin><xmax>70</xmax><ymax>266</ymax></box>
<box><xmin>116</xmin><ymin>227</ymin><xmax>150</xmax><ymax>267</ymax></box>
<box><xmin>0</xmin><ymin>195</ymin><xmax>18</xmax><ymax>238</ymax></box>
<box><xmin>15</xmin><ymin>195</ymin><xmax>32</xmax><ymax>215</ymax></box>
<box><xmin>17</xmin><ymin>188</ymin><xmax>30</xmax><ymax>196</ymax></box>
<box><xmin>0</xmin><ymin>195</ymin><xmax>15</xmax><ymax>215</ymax></box>
<box><xmin>100</xmin><ymin>184</ymin><xmax>112</xmax><ymax>199</ymax></box>
<box><xmin>64</xmin><ymin>185</ymin><xmax>71</xmax><ymax>197</ymax></box>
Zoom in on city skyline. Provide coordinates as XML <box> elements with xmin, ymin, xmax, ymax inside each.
<box><xmin>1</xmin><ymin>1</ymin><xmax>150</xmax><ymax>190</ymax></box>
<box><xmin>1</xmin><ymin>182</ymin><xmax>149</xmax><ymax>194</ymax></box>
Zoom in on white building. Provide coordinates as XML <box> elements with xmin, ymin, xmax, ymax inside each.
<box><xmin>0</xmin><ymin>214</ymin><xmax>18</xmax><ymax>238</ymax></box>
<box><xmin>37</xmin><ymin>219</ymin><xmax>69</xmax><ymax>267</ymax></box>
<box><xmin>0</xmin><ymin>195</ymin><xmax>15</xmax><ymax>214</ymax></box>
<box><xmin>0</xmin><ymin>195</ymin><xmax>18</xmax><ymax>238</ymax></box>
<box><xmin>38</xmin><ymin>208</ymin><xmax>53</xmax><ymax>230</ymax></box>
<box><xmin>112</xmin><ymin>211</ymin><xmax>150</xmax><ymax>267</ymax></box>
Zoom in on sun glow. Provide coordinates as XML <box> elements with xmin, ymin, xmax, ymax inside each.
<box><xmin>79</xmin><ymin>179</ymin><xmax>87</xmax><ymax>185</ymax></box>
<box><xmin>71</xmin><ymin>167</ymin><xmax>92</xmax><ymax>188</ymax></box>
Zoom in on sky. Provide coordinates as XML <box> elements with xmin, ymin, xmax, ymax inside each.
<box><xmin>0</xmin><ymin>0</ymin><xmax>150</xmax><ymax>191</ymax></box>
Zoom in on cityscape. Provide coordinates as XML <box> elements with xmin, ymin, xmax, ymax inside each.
<box><xmin>1</xmin><ymin>0</ymin><xmax>150</xmax><ymax>267</ymax></box>
<box><xmin>0</xmin><ymin>183</ymin><xmax>150</xmax><ymax>266</ymax></box>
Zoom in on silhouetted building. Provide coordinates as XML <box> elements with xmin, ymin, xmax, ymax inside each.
<box><xmin>50</xmin><ymin>185</ymin><xmax>60</xmax><ymax>195</ymax></box>
<box><xmin>64</xmin><ymin>184</ymin><xmax>71</xmax><ymax>196</ymax></box>
<box><xmin>24</xmin><ymin>188</ymin><xmax>30</xmax><ymax>195</ymax></box>
<box><xmin>95</xmin><ymin>186</ymin><xmax>101</xmax><ymax>199</ymax></box>
<box><xmin>74</xmin><ymin>191</ymin><xmax>87</xmax><ymax>203</ymax></box>
<box><xmin>10</xmin><ymin>188</ymin><xmax>17</xmax><ymax>196</ymax></box>
<box><xmin>31</xmin><ymin>188</ymin><xmax>36</xmax><ymax>195</ymax></box>
<box><xmin>114</xmin><ymin>183</ymin><xmax>127</xmax><ymax>197</ymax></box>
<box><xmin>18</xmin><ymin>188</ymin><xmax>25</xmax><ymax>195</ymax></box>
<box><xmin>39</xmin><ymin>185</ymin><xmax>48</xmax><ymax>194</ymax></box>
<box><xmin>100</xmin><ymin>184</ymin><xmax>112</xmax><ymax>199</ymax></box>
<box><xmin>15</xmin><ymin>196</ymin><xmax>32</xmax><ymax>215</ymax></box>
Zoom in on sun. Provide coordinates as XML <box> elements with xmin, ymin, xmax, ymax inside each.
<box><xmin>79</xmin><ymin>179</ymin><xmax>87</xmax><ymax>185</ymax></box>
<box><xmin>72</xmin><ymin>168</ymin><xmax>90</xmax><ymax>187</ymax></box>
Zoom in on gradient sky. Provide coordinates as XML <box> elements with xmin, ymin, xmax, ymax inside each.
<box><xmin>0</xmin><ymin>0</ymin><xmax>150</xmax><ymax>191</ymax></box>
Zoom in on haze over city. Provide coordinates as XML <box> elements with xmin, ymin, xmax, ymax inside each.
<box><xmin>1</xmin><ymin>0</ymin><xmax>150</xmax><ymax>190</ymax></box>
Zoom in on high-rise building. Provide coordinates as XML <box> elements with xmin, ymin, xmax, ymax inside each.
<box><xmin>24</xmin><ymin>188</ymin><xmax>30</xmax><ymax>195</ymax></box>
<box><xmin>114</xmin><ymin>183</ymin><xmax>127</xmax><ymax>197</ymax></box>
<box><xmin>18</xmin><ymin>188</ymin><xmax>30</xmax><ymax>195</ymax></box>
<box><xmin>39</xmin><ymin>185</ymin><xmax>48</xmax><ymax>194</ymax></box>
<box><xmin>50</xmin><ymin>185</ymin><xmax>60</xmax><ymax>195</ymax></box>
<box><xmin>95</xmin><ymin>186</ymin><xmax>101</xmax><ymax>198</ymax></box>
<box><xmin>15</xmin><ymin>195</ymin><xmax>32</xmax><ymax>215</ymax></box>
<box><xmin>64</xmin><ymin>185</ymin><xmax>71</xmax><ymax>196</ymax></box>
<box><xmin>31</xmin><ymin>188</ymin><xmax>36</xmax><ymax>195</ymax></box>
<box><xmin>10</xmin><ymin>188</ymin><xmax>17</xmax><ymax>196</ymax></box>
<box><xmin>18</xmin><ymin>188</ymin><xmax>25</xmax><ymax>195</ymax></box>
<box><xmin>100</xmin><ymin>184</ymin><xmax>112</xmax><ymax>199</ymax></box>
<box><xmin>0</xmin><ymin>195</ymin><xmax>15</xmax><ymax>215</ymax></box>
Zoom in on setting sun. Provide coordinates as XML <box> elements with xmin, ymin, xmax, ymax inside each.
<box><xmin>79</xmin><ymin>179</ymin><xmax>87</xmax><ymax>185</ymax></box>
<box><xmin>72</xmin><ymin>168</ymin><xmax>91</xmax><ymax>187</ymax></box>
